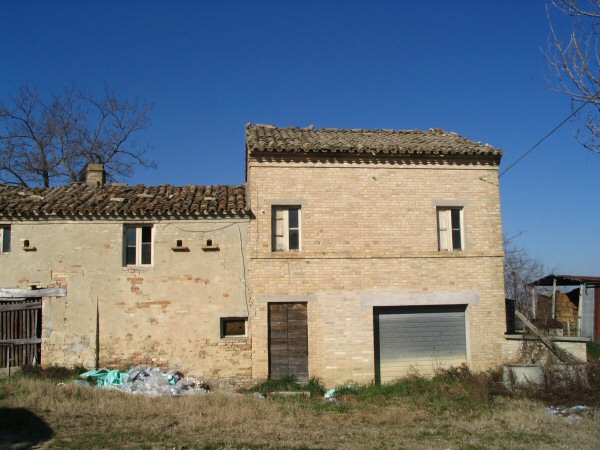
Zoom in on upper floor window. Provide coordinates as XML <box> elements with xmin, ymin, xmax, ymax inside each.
<box><xmin>272</xmin><ymin>206</ymin><xmax>300</xmax><ymax>252</ymax></box>
<box><xmin>0</xmin><ymin>225</ymin><xmax>10</xmax><ymax>254</ymax></box>
<box><xmin>124</xmin><ymin>225</ymin><xmax>153</xmax><ymax>266</ymax></box>
<box><xmin>437</xmin><ymin>207</ymin><xmax>463</xmax><ymax>251</ymax></box>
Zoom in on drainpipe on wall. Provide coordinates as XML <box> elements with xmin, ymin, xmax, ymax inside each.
<box><xmin>551</xmin><ymin>278</ymin><xmax>557</xmax><ymax>320</ymax></box>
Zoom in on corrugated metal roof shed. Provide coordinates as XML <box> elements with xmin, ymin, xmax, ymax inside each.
<box><xmin>531</xmin><ymin>275</ymin><xmax>600</xmax><ymax>287</ymax></box>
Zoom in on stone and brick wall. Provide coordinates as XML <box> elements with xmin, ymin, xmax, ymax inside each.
<box><xmin>1</xmin><ymin>153</ymin><xmax>510</xmax><ymax>386</ymax></box>
<box><xmin>0</xmin><ymin>218</ymin><xmax>251</xmax><ymax>380</ymax></box>
<box><xmin>247</xmin><ymin>157</ymin><xmax>506</xmax><ymax>386</ymax></box>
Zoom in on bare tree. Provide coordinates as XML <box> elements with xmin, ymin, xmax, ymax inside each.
<box><xmin>504</xmin><ymin>235</ymin><xmax>546</xmax><ymax>317</ymax></box>
<box><xmin>0</xmin><ymin>84</ymin><xmax>154</xmax><ymax>187</ymax></box>
<box><xmin>547</xmin><ymin>1</ymin><xmax>600</xmax><ymax>154</ymax></box>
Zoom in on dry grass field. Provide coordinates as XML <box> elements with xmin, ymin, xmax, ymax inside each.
<box><xmin>0</xmin><ymin>366</ymin><xmax>599</xmax><ymax>450</ymax></box>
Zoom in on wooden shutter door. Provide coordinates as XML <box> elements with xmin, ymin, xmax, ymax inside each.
<box><xmin>268</xmin><ymin>302</ymin><xmax>308</xmax><ymax>381</ymax></box>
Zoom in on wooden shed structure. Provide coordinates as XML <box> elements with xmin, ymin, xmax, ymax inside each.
<box><xmin>530</xmin><ymin>275</ymin><xmax>600</xmax><ymax>340</ymax></box>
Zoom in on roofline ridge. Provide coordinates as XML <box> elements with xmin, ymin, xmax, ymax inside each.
<box><xmin>1</xmin><ymin>182</ymin><xmax>247</xmax><ymax>191</ymax></box>
<box><xmin>248</xmin><ymin>123</ymin><xmax>472</xmax><ymax>135</ymax></box>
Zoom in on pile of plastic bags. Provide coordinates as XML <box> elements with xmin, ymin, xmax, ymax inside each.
<box><xmin>79</xmin><ymin>366</ymin><xmax>210</xmax><ymax>397</ymax></box>
<box><xmin>546</xmin><ymin>405</ymin><xmax>593</xmax><ymax>423</ymax></box>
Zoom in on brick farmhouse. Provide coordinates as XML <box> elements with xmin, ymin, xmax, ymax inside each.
<box><xmin>0</xmin><ymin>124</ymin><xmax>528</xmax><ymax>385</ymax></box>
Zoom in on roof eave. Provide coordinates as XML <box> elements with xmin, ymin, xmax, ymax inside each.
<box><xmin>248</xmin><ymin>149</ymin><xmax>502</xmax><ymax>164</ymax></box>
<box><xmin>0</xmin><ymin>211</ymin><xmax>252</xmax><ymax>221</ymax></box>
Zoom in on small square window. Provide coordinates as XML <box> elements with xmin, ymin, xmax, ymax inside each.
<box><xmin>124</xmin><ymin>225</ymin><xmax>153</xmax><ymax>266</ymax></box>
<box><xmin>221</xmin><ymin>318</ymin><xmax>247</xmax><ymax>338</ymax></box>
<box><xmin>272</xmin><ymin>206</ymin><xmax>301</xmax><ymax>252</ymax></box>
<box><xmin>437</xmin><ymin>207</ymin><xmax>463</xmax><ymax>251</ymax></box>
<box><xmin>0</xmin><ymin>225</ymin><xmax>11</xmax><ymax>254</ymax></box>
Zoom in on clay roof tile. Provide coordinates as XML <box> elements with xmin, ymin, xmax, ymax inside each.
<box><xmin>246</xmin><ymin>124</ymin><xmax>502</xmax><ymax>160</ymax></box>
<box><xmin>0</xmin><ymin>184</ymin><xmax>248</xmax><ymax>219</ymax></box>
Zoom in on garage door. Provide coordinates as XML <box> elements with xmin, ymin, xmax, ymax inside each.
<box><xmin>374</xmin><ymin>305</ymin><xmax>467</xmax><ymax>382</ymax></box>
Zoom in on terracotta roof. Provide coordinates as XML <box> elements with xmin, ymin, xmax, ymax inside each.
<box><xmin>246</xmin><ymin>124</ymin><xmax>502</xmax><ymax>159</ymax></box>
<box><xmin>0</xmin><ymin>184</ymin><xmax>248</xmax><ymax>219</ymax></box>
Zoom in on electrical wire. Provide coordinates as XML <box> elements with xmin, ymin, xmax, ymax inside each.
<box><xmin>499</xmin><ymin>87</ymin><xmax>600</xmax><ymax>178</ymax></box>
<box><xmin>237</xmin><ymin>223</ymin><xmax>251</xmax><ymax>336</ymax></box>
<box><xmin>160</xmin><ymin>219</ymin><xmax>252</xmax><ymax>337</ymax></box>
<box><xmin>160</xmin><ymin>221</ymin><xmax>240</xmax><ymax>233</ymax></box>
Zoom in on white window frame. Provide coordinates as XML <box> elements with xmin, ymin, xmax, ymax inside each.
<box><xmin>124</xmin><ymin>225</ymin><xmax>154</xmax><ymax>266</ymax></box>
<box><xmin>272</xmin><ymin>206</ymin><xmax>301</xmax><ymax>252</ymax></box>
<box><xmin>0</xmin><ymin>225</ymin><xmax>10</xmax><ymax>254</ymax></box>
<box><xmin>437</xmin><ymin>207</ymin><xmax>464</xmax><ymax>251</ymax></box>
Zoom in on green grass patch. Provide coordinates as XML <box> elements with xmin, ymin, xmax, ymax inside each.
<box><xmin>587</xmin><ymin>341</ymin><xmax>600</xmax><ymax>360</ymax></box>
<box><xmin>248</xmin><ymin>376</ymin><xmax>302</xmax><ymax>394</ymax></box>
<box><xmin>247</xmin><ymin>376</ymin><xmax>325</xmax><ymax>397</ymax></box>
<box><xmin>330</xmin><ymin>365</ymin><xmax>500</xmax><ymax>416</ymax></box>
<box><xmin>497</xmin><ymin>430</ymin><xmax>557</xmax><ymax>445</ymax></box>
<box><xmin>310</xmin><ymin>401</ymin><xmax>350</xmax><ymax>414</ymax></box>
<box><xmin>19</xmin><ymin>365</ymin><xmax>86</xmax><ymax>381</ymax></box>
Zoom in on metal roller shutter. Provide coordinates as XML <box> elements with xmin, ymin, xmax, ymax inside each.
<box><xmin>374</xmin><ymin>305</ymin><xmax>467</xmax><ymax>383</ymax></box>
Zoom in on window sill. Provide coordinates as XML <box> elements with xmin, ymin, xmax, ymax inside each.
<box><xmin>122</xmin><ymin>265</ymin><xmax>154</xmax><ymax>271</ymax></box>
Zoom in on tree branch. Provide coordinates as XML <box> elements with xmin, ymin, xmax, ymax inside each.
<box><xmin>0</xmin><ymin>84</ymin><xmax>154</xmax><ymax>186</ymax></box>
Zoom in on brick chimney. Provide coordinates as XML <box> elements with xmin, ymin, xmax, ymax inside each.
<box><xmin>86</xmin><ymin>163</ymin><xmax>106</xmax><ymax>186</ymax></box>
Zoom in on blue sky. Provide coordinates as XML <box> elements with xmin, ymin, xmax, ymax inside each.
<box><xmin>1</xmin><ymin>1</ymin><xmax>598</xmax><ymax>274</ymax></box>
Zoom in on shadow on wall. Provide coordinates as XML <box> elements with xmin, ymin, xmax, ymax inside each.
<box><xmin>0</xmin><ymin>408</ymin><xmax>54</xmax><ymax>449</ymax></box>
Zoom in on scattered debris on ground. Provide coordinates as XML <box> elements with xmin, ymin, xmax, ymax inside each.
<box><xmin>323</xmin><ymin>384</ymin><xmax>362</xmax><ymax>400</ymax></box>
<box><xmin>268</xmin><ymin>390</ymin><xmax>310</xmax><ymax>398</ymax></box>
<box><xmin>78</xmin><ymin>366</ymin><xmax>210</xmax><ymax>397</ymax></box>
<box><xmin>546</xmin><ymin>405</ymin><xmax>595</xmax><ymax>424</ymax></box>
<box><xmin>324</xmin><ymin>388</ymin><xmax>336</xmax><ymax>399</ymax></box>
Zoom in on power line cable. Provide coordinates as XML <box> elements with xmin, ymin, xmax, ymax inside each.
<box><xmin>499</xmin><ymin>88</ymin><xmax>600</xmax><ymax>178</ymax></box>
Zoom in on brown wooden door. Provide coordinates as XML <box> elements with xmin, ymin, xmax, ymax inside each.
<box><xmin>268</xmin><ymin>302</ymin><xmax>308</xmax><ymax>381</ymax></box>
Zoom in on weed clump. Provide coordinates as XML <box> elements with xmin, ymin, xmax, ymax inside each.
<box><xmin>330</xmin><ymin>365</ymin><xmax>503</xmax><ymax>416</ymax></box>
<box><xmin>587</xmin><ymin>341</ymin><xmax>600</xmax><ymax>360</ymax></box>
<box><xmin>529</xmin><ymin>360</ymin><xmax>600</xmax><ymax>405</ymax></box>
<box><xmin>19</xmin><ymin>365</ymin><xmax>86</xmax><ymax>381</ymax></box>
<box><xmin>247</xmin><ymin>376</ymin><xmax>325</xmax><ymax>397</ymax></box>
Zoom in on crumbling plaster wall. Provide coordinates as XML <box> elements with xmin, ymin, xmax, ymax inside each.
<box><xmin>247</xmin><ymin>158</ymin><xmax>506</xmax><ymax>386</ymax></box>
<box><xmin>0</xmin><ymin>218</ymin><xmax>251</xmax><ymax>379</ymax></box>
